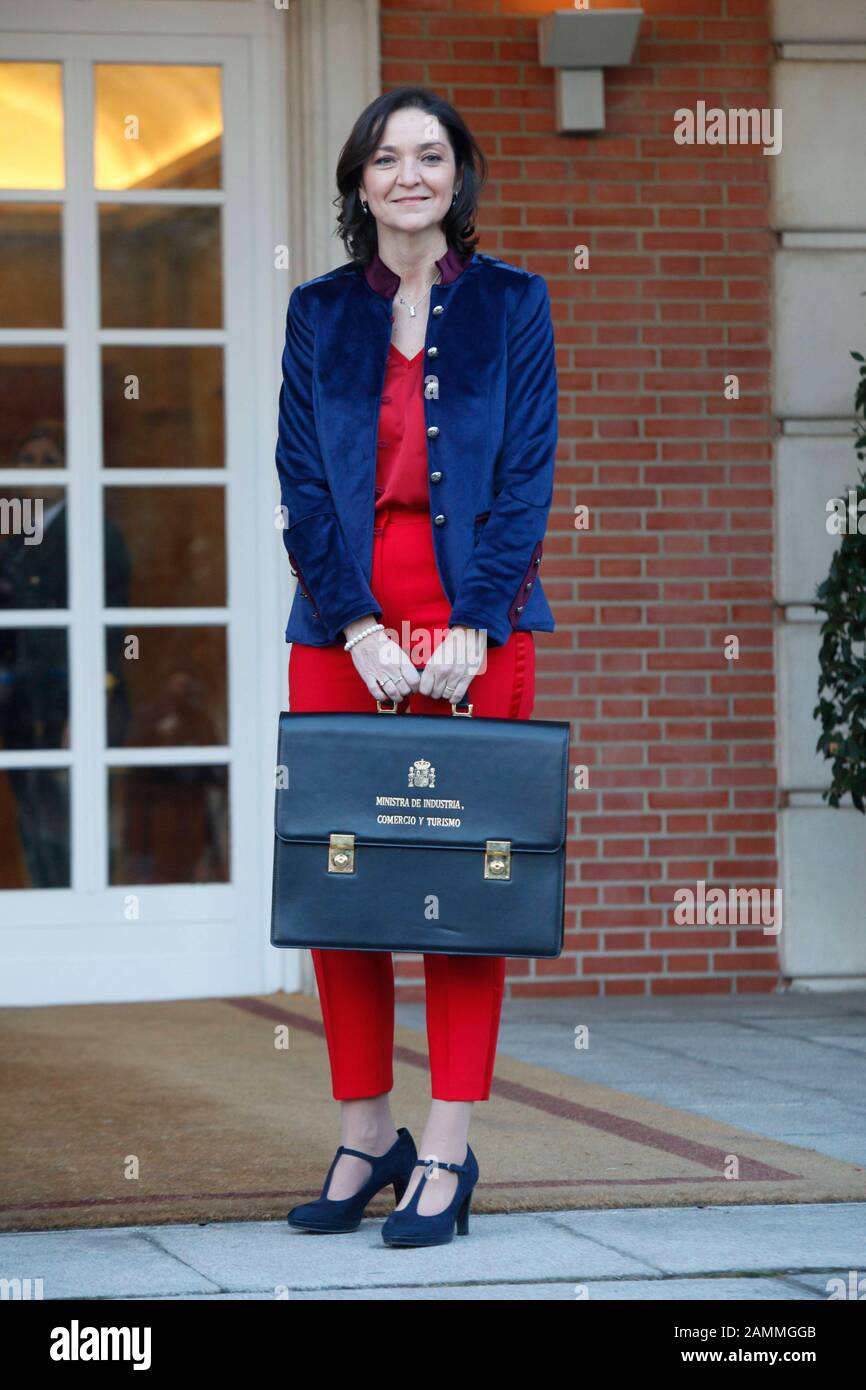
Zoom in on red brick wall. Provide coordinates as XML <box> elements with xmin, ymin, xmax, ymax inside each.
<box><xmin>381</xmin><ymin>0</ymin><xmax>778</xmax><ymax>999</ymax></box>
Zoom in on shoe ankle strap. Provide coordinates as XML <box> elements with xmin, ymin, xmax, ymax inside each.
<box><xmin>338</xmin><ymin>1144</ymin><xmax>380</xmax><ymax>1162</ymax></box>
<box><xmin>336</xmin><ymin>1130</ymin><xmax>407</xmax><ymax>1163</ymax></box>
<box><xmin>415</xmin><ymin>1156</ymin><xmax>470</xmax><ymax>1175</ymax></box>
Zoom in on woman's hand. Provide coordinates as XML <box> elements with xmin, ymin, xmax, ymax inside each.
<box><xmin>344</xmin><ymin>615</ymin><xmax>422</xmax><ymax>703</ymax></box>
<box><xmin>418</xmin><ymin>625</ymin><xmax>487</xmax><ymax>704</ymax></box>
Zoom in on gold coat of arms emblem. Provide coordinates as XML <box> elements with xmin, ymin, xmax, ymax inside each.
<box><xmin>408</xmin><ymin>758</ymin><xmax>435</xmax><ymax>788</ymax></box>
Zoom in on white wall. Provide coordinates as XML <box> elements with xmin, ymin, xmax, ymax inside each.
<box><xmin>772</xmin><ymin>0</ymin><xmax>866</xmax><ymax>984</ymax></box>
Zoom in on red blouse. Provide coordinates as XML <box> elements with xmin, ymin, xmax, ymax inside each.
<box><xmin>374</xmin><ymin>343</ymin><xmax>429</xmax><ymax>513</ymax></box>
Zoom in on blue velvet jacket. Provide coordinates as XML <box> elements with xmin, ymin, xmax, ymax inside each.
<box><xmin>274</xmin><ymin>246</ymin><xmax>558</xmax><ymax>647</ymax></box>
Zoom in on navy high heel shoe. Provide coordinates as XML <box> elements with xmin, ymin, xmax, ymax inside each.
<box><xmin>287</xmin><ymin>1127</ymin><xmax>417</xmax><ymax>1234</ymax></box>
<box><xmin>381</xmin><ymin>1145</ymin><xmax>479</xmax><ymax>1248</ymax></box>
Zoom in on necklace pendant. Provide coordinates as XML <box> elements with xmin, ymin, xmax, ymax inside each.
<box><xmin>408</xmin><ymin>304</ymin><xmax>416</xmax><ymax>317</ymax></box>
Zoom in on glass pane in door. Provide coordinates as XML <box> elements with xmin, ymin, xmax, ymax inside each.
<box><xmin>99</xmin><ymin>203</ymin><xmax>222</xmax><ymax>329</ymax></box>
<box><xmin>0</xmin><ymin>62</ymin><xmax>64</xmax><ymax>190</ymax></box>
<box><xmin>0</xmin><ymin>626</ymin><xmax>69</xmax><ymax>750</ymax></box>
<box><xmin>0</xmin><ymin>768</ymin><xmax>70</xmax><ymax>888</ymax></box>
<box><xmin>0</xmin><ymin>484</ymin><xmax>68</xmax><ymax>608</ymax></box>
<box><xmin>108</xmin><ymin>765</ymin><xmax>229</xmax><ymax>885</ymax></box>
<box><xmin>95</xmin><ymin>60</ymin><xmax>230</xmax><ymax>892</ymax></box>
<box><xmin>0</xmin><ymin>65</ymin><xmax>68</xmax><ymax>899</ymax></box>
<box><xmin>94</xmin><ymin>65</ymin><xmax>222</xmax><ymax>191</ymax></box>
<box><xmin>0</xmin><ymin>204</ymin><xmax>63</xmax><ymax>328</ymax></box>
<box><xmin>101</xmin><ymin>345</ymin><xmax>224</xmax><ymax>469</ymax></box>
<box><xmin>0</xmin><ymin>348</ymin><xmax>65</xmax><ymax>469</ymax></box>
<box><xmin>104</xmin><ymin>624</ymin><xmax>227</xmax><ymax>748</ymax></box>
<box><xmin>101</xmin><ymin>485</ymin><xmax>225</xmax><ymax>607</ymax></box>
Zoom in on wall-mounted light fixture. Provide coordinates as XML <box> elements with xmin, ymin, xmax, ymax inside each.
<box><xmin>537</xmin><ymin>8</ymin><xmax>643</xmax><ymax>134</ymax></box>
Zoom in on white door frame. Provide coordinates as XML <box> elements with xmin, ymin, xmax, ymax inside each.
<box><xmin>0</xmin><ymin>0</ymin><xmax>380</xmax><ymax>1004</ymax></box>
<box><xmin>0</xmin><ymin>4</ymin><xmax>262</xmax><ymax>1002</ymax></box>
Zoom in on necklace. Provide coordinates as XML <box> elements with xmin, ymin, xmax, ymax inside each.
<box><xmin>397</xmin><ymin>269</ymin><xmax>442</xmax><ymax>317</ymax></box>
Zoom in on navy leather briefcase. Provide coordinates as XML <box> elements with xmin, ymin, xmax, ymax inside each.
<box><xmin>270</xmin><ymin>697</ymin><xmax>571</xmax><ymax>958</ymax></box>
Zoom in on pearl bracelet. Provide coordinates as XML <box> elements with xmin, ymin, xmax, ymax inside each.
<box><xmin>344</xmin><ymin>622</ymin><xmax>384</xmax><ymax>652</ymax></box>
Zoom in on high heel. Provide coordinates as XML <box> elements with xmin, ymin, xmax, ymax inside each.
<box><xmin>381</xmin><ymin>1145</ymin><xmax>479</xmax><ymax>1248</ymax></box>
<box><xmin>287</xmin><ymin>1127</ymin><xmax>417</xmax><ymax>1234</ymax></box>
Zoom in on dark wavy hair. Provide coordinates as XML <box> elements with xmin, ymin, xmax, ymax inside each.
<box><xmin>334</xmin><ymin>87</ymin><xmax>487</xmax><ymax>266</ymax></box>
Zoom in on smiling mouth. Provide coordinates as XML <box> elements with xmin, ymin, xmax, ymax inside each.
<box><xmin>393</xmin><ymin>196</ymin><xmax>429</xmax><ymax>203</ymax></box>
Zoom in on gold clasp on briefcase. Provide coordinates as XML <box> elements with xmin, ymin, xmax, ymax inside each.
<box><xmin>484</xmin><ymin>839</ymin><xmax>511</xmax><ymax>880</ymax></box>
<box><xmin>328</xmin><ymin>832</ymin><xmax>355</xmax><ymax>873</ymax></box>
<box><xmin>376</xmin><ymin>697</ymin><xmax>473</xmax><ymax>715</ymax></box>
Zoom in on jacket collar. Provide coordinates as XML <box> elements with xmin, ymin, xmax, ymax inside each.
<box><xmin>363</xmin><ymin>245</ymin><xmax>472</xmax><ymax>299</ymax></box>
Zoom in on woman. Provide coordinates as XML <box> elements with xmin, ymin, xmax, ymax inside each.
<box><xmin>276</xmin><ymin>86</ymin><xmax>558</xmax><ymax>1247</ymax></box>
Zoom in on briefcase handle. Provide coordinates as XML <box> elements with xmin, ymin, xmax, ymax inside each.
<box><xmin>376</xmin><ymin>667</ymin><xmax>473</xmax><ymax>717</ymax></box>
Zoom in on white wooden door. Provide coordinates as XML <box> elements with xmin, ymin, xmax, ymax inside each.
<box><xmin>0</xmin><ymin>2</ymin><xmax>295</xmax><ymax>1002</ymax></box>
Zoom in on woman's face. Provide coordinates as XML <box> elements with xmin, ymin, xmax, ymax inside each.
<box><xmin>360</xmin><ymin>106</ymin><xmax>459</xmax><ymax>239</ymax></box>
<box><xmin>14</xmin><ymin>434</ymin><xmax>63</xmax><ymax>468</ymax></box>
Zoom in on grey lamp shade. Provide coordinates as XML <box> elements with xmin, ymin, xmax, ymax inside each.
<box><xmin>537</xmin><ymin>9</ymin><xmax>643</xmax><ymax>69</ymax></box>
<box><xmin>537</xmin><ymin>8</ymin><xmax>643</xmax><ymax>133</ymax></box>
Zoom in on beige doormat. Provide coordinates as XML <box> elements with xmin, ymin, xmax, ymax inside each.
<box><xmin>1</xmin><ymin>990</ymin><xmax>863</xmax><ymax>1232</ymax></box>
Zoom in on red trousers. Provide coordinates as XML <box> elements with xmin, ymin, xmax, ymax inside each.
<box><xmin>288</xmin><ymin>508</ymin><xmax>535</xmax><ymax>1101</ymax></box>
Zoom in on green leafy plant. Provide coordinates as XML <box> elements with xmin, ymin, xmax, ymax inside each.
<box><xmin>813</xmin><ymin>350</ymin><xmax>866</xmax><ymax>811</ymax></box>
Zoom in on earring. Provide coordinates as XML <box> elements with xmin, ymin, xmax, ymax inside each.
<box><xmin>360</xmin><ymin>195</ymin><xmax>368</xmax><ymax>213</ymax></box>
